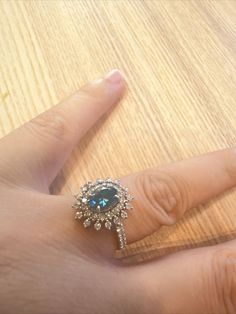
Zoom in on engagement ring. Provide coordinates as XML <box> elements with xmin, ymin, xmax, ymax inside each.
<box><xmin>72</xmin><ymin>178</ymin><xmax>134</xmax><ymax>250</ymax></box>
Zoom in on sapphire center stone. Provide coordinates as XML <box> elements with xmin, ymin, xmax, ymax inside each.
<box><xmin>88</xmin><ymin>187</ymin><xmax>119</xmax><ymax>212</ymax></box>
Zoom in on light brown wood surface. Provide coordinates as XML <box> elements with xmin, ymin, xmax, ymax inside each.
<box><xmin>1</xmin><ymin>0</ymin><xmax>236</xmax><ymax>262</ymax></box>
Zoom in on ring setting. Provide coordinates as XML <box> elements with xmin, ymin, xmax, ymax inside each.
<box><xmin>72</xmin><ymin>178</ymin><xmax>134</xmax><ymax>250</ymax></box>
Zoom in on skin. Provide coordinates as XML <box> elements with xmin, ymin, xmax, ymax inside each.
<box><xmin>0</xmin><ymin>69</ymin><xmax>235</xmax><ymax>314</ymax></box>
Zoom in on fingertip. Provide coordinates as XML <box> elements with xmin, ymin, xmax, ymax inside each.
<box><xmin>104</xmin><ymin>69</ymin><xmax>127</xmax><ymax>95</ymax></box>
<box><xmin>105</xmin><ymin>69</ymin><xmax>125</xmax><ymax>84</ymax></box>
<box><xmin>89</xmin><ymin>69</ymin><xmax>127</xmax><ymax>99</ymax></box>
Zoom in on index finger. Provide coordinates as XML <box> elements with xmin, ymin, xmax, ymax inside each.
<box><xmin>0</xmin><ymin>70</ymin><xmax>126</xmax><ymax>192</ymax></box>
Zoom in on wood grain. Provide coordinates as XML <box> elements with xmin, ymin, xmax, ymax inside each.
<box><xmin>1</xmin><ymin>0</ymin><xmax>236</xmax><ymax>262</ymax></box>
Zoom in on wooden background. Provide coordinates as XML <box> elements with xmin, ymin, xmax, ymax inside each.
<box><xmin>1</xmin><ymin>0</ymin><xmax>236</xmax><ymax>262</ymax></box>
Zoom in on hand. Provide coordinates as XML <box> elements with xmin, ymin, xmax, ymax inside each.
<box><xmin>0</xmin><ymin>70</ymin><xmax>235</xmax><ymax>314</ymax></box>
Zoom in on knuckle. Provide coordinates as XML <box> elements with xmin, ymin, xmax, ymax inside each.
<box><xmin>134</xmin><ymin>170</ymin><xmax>189</xmax><ymax>225</ymax></box>
<box><xmin>26</xmin><ymin>109</ymin><xmax>70</xmax><ymax>142</ymax></box>
<box><xmin>207</xmin><ymin>248</ymin><xmax>236</xmax><ymax>314</ymax></box>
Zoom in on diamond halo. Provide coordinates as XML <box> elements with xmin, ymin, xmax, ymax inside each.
<box><xmin>73</xmin><ymin>178</ymin><xmax>134</xmax><ymax>249</ymax></box>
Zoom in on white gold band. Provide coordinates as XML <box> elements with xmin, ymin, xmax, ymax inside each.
<box><xmin>116</xmin><ymin>222</ymin><xmax>127</xmax><ymax>249</ymax></box>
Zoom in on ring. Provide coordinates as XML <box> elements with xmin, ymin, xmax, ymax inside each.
<box><xmin>72</xmin><ymin>178</ymin><xmax>134</xmax><ymax>250</ymax></box>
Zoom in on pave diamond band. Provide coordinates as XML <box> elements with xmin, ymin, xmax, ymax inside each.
<box><xmin>116</xmin><ymin>222</ymin><xmax>127</xmax><ymax>249</ymax></box>
<box><xmin>72</xmin><ymin>178</ymin><xmax>134</xmax><ymax>250</ymax></box>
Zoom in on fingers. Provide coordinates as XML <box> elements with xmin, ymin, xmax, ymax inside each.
<box><xmin>62</xmin><ymin>148</ymin><xmax>236</xmax><ymax>260</ymax></box>
<box><xmin>0</xmin><ymin>70</ymin><xmax>126</xmax><ymax>191</ymax></box>
<box><xmin>135</xmin><ymin>239</ymin><xmax>236</xmax><ymax>314</ymax></box>
<box><xmin>120</xmin><ymin>148</ymin><xmax>236</xmax><ymax>244</ymax></box>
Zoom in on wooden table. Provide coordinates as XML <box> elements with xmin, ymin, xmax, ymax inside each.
<box><xmin>1</xmin><ymin>1</ymin><xmax>236</xmax><ymax>262</ymax></box>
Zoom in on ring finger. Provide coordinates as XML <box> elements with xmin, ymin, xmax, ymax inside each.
<box><xmin>65</xmin><ymin>148</ymin><xmax>236</xmax><ymax>257</ymax></box>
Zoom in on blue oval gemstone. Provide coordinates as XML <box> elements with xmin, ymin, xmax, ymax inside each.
<box><xmin>88</xmin><ymin>187</ymin><xmax>119</xmax><ymax>212</ymax></box>
<box><xmin>89</xmin><ymin>199</ymin><xmax>97</xmax><ymax>207</ymax></box>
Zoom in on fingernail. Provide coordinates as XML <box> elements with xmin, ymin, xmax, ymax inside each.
<box><xmin>105</xmin><ymin>69</ymin><xmax>124</xmax><ymax>84</ymax></box>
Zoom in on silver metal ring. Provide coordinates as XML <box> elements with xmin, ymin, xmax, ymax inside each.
<box><xmin>72</xmin><ymin>178</ymin><xmax>134</xmax><ymax>250</ymax></box>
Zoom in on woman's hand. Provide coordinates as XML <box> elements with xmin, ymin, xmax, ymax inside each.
<box><xmin>0</xmin><ymin>70</ymin><xmax>235</xmax><ymax>314</ymax></box>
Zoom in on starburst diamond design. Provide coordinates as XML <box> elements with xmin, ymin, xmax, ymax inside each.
<box><xmin>73</xmin><ymin>178</ymin><xmax>133</xmax><ymax>233</ymax></box>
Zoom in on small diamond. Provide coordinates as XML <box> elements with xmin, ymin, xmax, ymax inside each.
<box><xmin>82</xmin><ymin>197</ymin><xmax>87</xmax><ymax>204</ymax></box>
<box><xmin>72</xmin><ymin>204</ymin><xmax>79</xmax><ymax>209</ymax></box>
<box><xmin>113</xmin><ymin>216</ymin><xmax>120</xmax><ymax>224</ymax></box>
<box><xmin>75</xmin><ymin>193</ymin><xmax>82</xmax><ymax>199</ymax></box>
<box><xmin>100</xmin><ymin>214</ymin><xmax>106</xmax><ymax>221</ymax></box>
<box><xmin>84</xmin><ymin>211</ymin><xmax>91</xmax><ymax>217</ymax></box>
<box><xmin>126</xmin><ymin>203</ymin><xmax>133</xmax><ymax>210</ymax></box>
<box><xmin>75</xmin><ymin>211</ymin><xmax>83</xmax><ymax>219</ymax></box>
<box><xmin>113</xmin><ymin>208</ymin><xmax>120</xmax><ymax>215</ymax></box>
<box><xmin>127</xmin><ymin>194</ymin><xmax>134</xmax><ymax>201</ymax></box>
<box><xmin>94</xmin><ymin>221</ymin><xmax>101</xmax><ymax>230</ymax></box>
<box><xmin>121</xmin><ymin>211</ymin><xmax>128</xmax><ymax>219</ymax></box>
<box><xmin>83</xmin><ymin>219</ymin><xmax>91</xmax><ymax>228</ymax></box>
<box><xmin>105</xmin><ymin>221</ymin><xmax>112</xmax><ymax>230</ymax></box>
